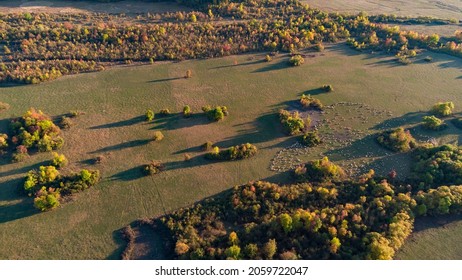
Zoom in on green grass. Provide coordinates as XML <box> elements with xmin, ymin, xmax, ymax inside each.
<box><xmin>0</xmin><ymin>44</ymin><xmax>461</xmax><ymax>259</ymax></box>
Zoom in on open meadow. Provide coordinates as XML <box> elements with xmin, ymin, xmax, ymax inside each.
<box><xmin>1</xmin><ymin>43</ymin><xmax>461</xmax><ymax>259</ymax></box>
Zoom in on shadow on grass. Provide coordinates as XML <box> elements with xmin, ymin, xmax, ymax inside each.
<box><xmin>300</xmin><ymin>87</ymin><xmax>326</xmax><ymax>96</ymax></box>
<box><xmin>150</xmin><ymin>113</ymin><xmax>210</xmax><ymax>131</ymax></box>
<box><xmin>372</xmin><ymin>111</ymin><xmax>427</xmax><ymax>130</ymax></box>
<box><xmin>147</xmin><ymin>77</ymin><xmax>183</xmax><ymax>84</ymax></box>
<box><xmin>324</xmin><ymin>134</ymin><xmax>391</xmax><ymax>161</ymax></box>
<box><xmin>90</xmin><ymin>139</ymin><xmax>151</xmax><ymax>154</ymax></box>
<box><xmin>413</xmin><ymin>214</ymin><xmax>462</xmax><ymax>233</ymax></box>
<box><xmin>89</xmin><ymin>115</ymin><xmax>145</xmax><ymax>129</ymax></box>
<box><xmin>251</xmin><ymin>59</ymin><xmax>290</xmax><ymax>73</ymax></box>
<box><xmin>209</xmin><ymin>59</ymin><xmax>265</xmax><ymax>70</ymax></box>
<box><xmin>106</xmin><ymin>227</ymin><xmax>128</xmax><ymax>260</ymax></box>
<box><xmin>109</xmin><ymin>166</ymin><xmax>146</xmax><ymax>182</ymax></box>
<box><xmin>213</xmin><ymin>112</ymin><xmax>285</xmax><ymax>148</ymax></box>
<box><xmin>0</xmin><ymin>161</ymin><xmax>49</xmax><ymax>177</ymax></box>
<box><xmin>0</xmin><ymin>177</ymin><xmax>36</xmax><ymax>223</ymax></box>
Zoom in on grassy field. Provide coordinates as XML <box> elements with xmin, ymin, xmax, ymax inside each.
<box><xmin>306</xmin><ymin>0</ymin><xmax>462</xmax><ymax>20</ymax></box>
<box><xmin>0</xmin><ymin>0</ymin><xmax>190</xmax><ymax>14</ymax></box>
<box><xmin>0</xmin><ymin>44</ymin><xmax>461</xmax><ymax>259</ymax></box>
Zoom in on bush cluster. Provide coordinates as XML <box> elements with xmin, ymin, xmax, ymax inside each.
<box><xmin>205</xmin><ymin>143</ymin><xmax>257</xmax><ymax>161</ymax></box>
<box><xmin>299</xmin><ymin>94</ymin><xmax>323</xmax><ymax>110</ymax></box>
<box><xmin>202</xmin><ymin>106</ymin><xmax>229</xmax><ymax>121</ymax></box>
<box><xmin>23</xmin><ymin>165</ymin><xmax>100</xmax><ymax>211</ymax></box>
<box><xmin>376</xmin><ymin>127</ymin><xmax>417</xmax><ymax>152</ymax></box>
<box><xmin>279</xmin><ymin>109</ymin><xmax>306</xmax><ymax>135</ymax></box>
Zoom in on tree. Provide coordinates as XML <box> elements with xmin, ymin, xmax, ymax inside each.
<box><xmin>279</xmin><ymin>213</ymin><xmax>293</xmax><ymax>234</ymax></box>
<box><xmin>51</xmin><ymin>152</ymin><xmax>68</xmax><ymax>169</ymax></box>
<box><xmin>183</xmin><ymin>105</ymin><xmax>192</xmax><ymax>117</ymax></box>
<box><xmin>153</xmin><ymin>131</ymin><xmax>164</xmax><ymax>142</ymax></box>
<box><xmin>225</xmin><ymin>245</ymin><xmax>241</xmax><ymax>260</ymax></box>
<box><xmin>301</xmin><ymin>131</ymin><xmax>322</xmax><ymax>147</ymax></box>
<box><xmin>330</xmin><ymin>237</ymin><xmax>341</xmax><ymax>254</ymax></box>
<box><xmin>289</xmin><ymin>55</ymin><xmax>304</xmax><ymax>66</ymax></box>
<box><xmin>261</xmin><ymin>239</ymin><xmax>277</xmax><ymax>259</ymax></box>
<box><xmin>229</xmin><ymin>231</ymin><xmax>239</xmax><ymax>245</ymax></box>
<box><xmin>34</xmin><ymin>187</ymin><xmax>60</xmax><ymax>211</ymax></box>
<box><xmin>431</xmin><ymin>102</ymin><xmax>454</xmax><ymax>117</ymax></box>
<box><xmin>185</xmin><ymin>69</ymin><xmax>192</xmax><ymax>78</ymax></box>
<box><xmin>175</xmin><ymin>241</ymin><xmax>189</xmax><ymax>255</ymax></box>
<box><xmin>145</xmin><ymin>109</ymin><xmax>155</xmax><ymax>121</ymax></box>
<box><xmin>422</xmin><ymin>115</ymin><xmax>445</xmax><ymax>130</ymax></box>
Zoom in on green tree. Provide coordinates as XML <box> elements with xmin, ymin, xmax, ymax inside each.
<box><xmin>261</xmin><ymin>239</ymin><xmax>277</xmax><ymax>259</ymax></box>
<box><xmin>225</xmin><ymin>245</ymin><xmax>241</xmax><ymax>260</ymax></box>
<box><xmin>279</xmin><ymin>213</ymin><xmax>293</xmax><ymax>234</ymax></box>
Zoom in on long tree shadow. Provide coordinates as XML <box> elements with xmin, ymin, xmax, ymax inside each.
<box><xmin>90</xmin><ymin>139</ymin><xmax>151</xmax><ymax>154</ymax></box>
<box><xmin>147</xmin><ymin>77</ymin><xmax>183</xmax><ymax>84</ymax></box>
<box><xmin>150</xmin><ymin>113</ymin><xmax>210</xmax><ymax>131</ymax></box>
<box><xmin>209</xmin><ymin>59</ymin><xmax>265</xmax><ymax>70</ymax></box>
<box><xmin>0</xmin><ymin>160</ymin><xmax>49</xmax><ymax>177</ymax></box>
<box><xmin>0</xmin><ymin>177</ymin><xmax>24</xmax><ymax>202</ymax></box>
<box><xmin>324</xmin><ymin>134</ymin><xmax>391</xmax><ymax>161</ymax></box>
<box><xmin>251</xmin><ymin>59</ymin><xmax>290</xmax><ymax>73</ymax></box>
<box><xmin>0</xmin><ymin>199</ymin><xmax>36</xmax><ymax>224</ymax></box>
<box><xmin>372</xmin><ymin>111</ymin><xmax>427</xmax><ymax>130</ymax></box>
<box><xmin>213</xmin><ymin>112</ymin><xmax>285</xmax><ymax>148</ymax></box>
<box><xmin>89</xmin><ymin>115</ymin><xmax>145</xmax><ymax>129</ymax></box>
<box><xmin>109</xmin><ymin>166</ymin><xmax>146</xmax><ymax>182</ymax></box>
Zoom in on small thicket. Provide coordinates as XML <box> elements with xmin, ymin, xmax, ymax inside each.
<box><xmin>23</xmin><ymin>165</ymin><xmax>99</xmax><ymax>211</ymax></box>
<box><xmin>294</xmin><ymin>157</ymin><xmax>346</xmax><ymax>182</ymax></box>
<box><xmin>153</xmin><ymin>131</ymin><xmax>164</xmax><ymax>142</ymax></box>
<box><xmin>300</xmin><ymin>94</ymin><xmax>323</xmax><ymax>110</ymax></box>
<box><xmin>279</xmin><ymin>109</ymin><xmax>305</xmax><ymax>135</ymax></box>
<box><xmin>205</xmin><ymin>143</ymin><xmax>257</xmax><ymax>161</ymax></box>
<box><xmin>183</xmin><ymin>105</ymin><xmax>192</xmax><ymax>118</ymax></box>
<box><xmin>51</xmin><ymin>152</ymin><xmax>68</xmax><ymax>169</ymax></box>
<box><xmin>376</xmin><ymin>127</ymin><xmax>417</xmax><ymax>152</ymax></box>
<box><xmin>201</xmin><ymin>141</ymin><xmax>214</xmax><ymax>151</ymax></box>
<box><xmin>9</xmin><ymin>108</ymin><xmax>64</xmax><ymax>156</ymax></box>
<box><xmin>301</xmin><ymin>131</ymin><xmax>322</xmax><ymax>147</ymax></box>
<box><xmin>431</xmin><ymin>102</ymin><xmax>454</xmax><ymax>117</ymax></box>
<box><xmin>145</xmin><ymin>109</ymin><xmax>155</xmax><ymax>121</ymax></box>
<box><xmin>289</xmin><ymin>55</ymin><xmax>304</xmax><ymax>66</ymax></box>
<box><xmin>60</xmin><ymin>116</ymin><xmax>73</xmax><ymax>129</ymax></box>
<box><xmin>144</xmin><ymin>160</ymin><xmax>165</xmax><ymax>175</ymax></box>
<box><xmin>202</xmin><ymin>105</ymin><xmax>229</xmax><ymax>121</ymax></box>
<box><xmin>159</xmin><ymin>108</ymin><xmax>171</xmax><ymax>116</ymax></box>
<box><xmin>422</xmin><ymin>115</ymin><xmax>446</xmax><ymax>130</ymax></box>
<box><xmin>321</xmin><ymin>85</ymin><xmax>334</xmax><ymax>92</ymax></box>
<box><xmin>0</xmin><ymin>133</ymin><xmax>8</xmax><ymax>151</ymax></box>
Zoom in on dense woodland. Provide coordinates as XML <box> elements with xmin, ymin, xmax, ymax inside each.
<box><xmin>156</xmin><ymin>145</ymin><xmax>462</xmax><ymax>260</ymax></box>
<box><xmin>0</xmin><ymin>0</ymin><xmax>461</xmax><ymax>83</ymax></box>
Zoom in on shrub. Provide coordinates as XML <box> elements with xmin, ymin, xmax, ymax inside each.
<box><xmin>60</xmin><ymin>116</ymin><xmax>73</xmax><ymax>129</ymax></box>
<box><xmin>9</xmin><ymin>108</ymin><xmax>63</xmax><ymax>153</ymax></box>
<box><xmin>184</xmin><ymin>154</ymin><xmax>192</xmax><ymax>161</ymax></box>
<box><xmin>69</xmin><ymin>110</ymin><xmax>84</xmax><ymax>118</ymax></box>
<box><xmin>0</xmin><ymin>133</ymin><xmax>8</xmax><ymax>150</ymax></box>
<box><xmin>153</xmin><ymin>131</ymin><xmax>164</xmax><ymax>142</ymax></box>
<box><xmin>279</xmin><ymin>109</ymin><xmax>305</xmax><ymax>135</ymax></box>
<box><xmin>289</xmin><ymin>55</ymin><xmax>304</xmax><ymax>66</ymax></box>
<box><xmin>321</xmin><ymin>84</ymin><xmax>334</xmax><ymax>92</ymax></box>
<box><xmin>12</xmin><ymin>145</ymin><xmax>29</xmax><ymax>162</ymax></box>
<box><xmin>79</xmin><ymin>169</ymin><xmax>100</xmax><ymax>186</ymax></box>
<box><xmin>145</xmin><ymin>109</ymin><xmax>155</xmax><ymax>121</ymax></box>
<box><xmin>203</xmin><ymin>106</ymin><xmax>228</xmax><ymax>121</ymax></box>
<box><xmin>301</xmin><ymin>131</ymin><xmax>322</xmax><ymax>147</ymax></box>
<box><xmin>159</xmin><ymin>108</ymin><xmax>171</xmax><ymax>116</ymax></box>
<box><xmin>294</xmin><ymin>157</ymin><xmax>346</xmax><ymax>182</ymax></box>
<box><xmin>51</xmin><ymin>152</ymin><xmax>68</xmax><ymax>169</ymax></box>
<box><xmin>34</xmin><ymin>187</ymin><xmax>61</xmax><ymax>211</ymax></box>
<box><xmin>314</xmin><ymin>43</ymin><xmax>325</xmax><ymax>52</ymax></box>
<box><xmin>201</xmin><ymin>141</ymin><xmax>213</xmax><ymax>151</ymax></box>
<box><xmin>183</xmin><ymin>105</ymin><xmax>192</xmax><ymax>118</ymax></box>
<box><xmin>95</xmin><ymin>155</ymin><xmax>105</xmax><ymax>164</ymax></box>
<box><xmin>185</xmin><ymin>69</ymin><xmax>192</xmax><ymax>78</ymax></box>
<box><xmin>431</xmin><ymin>102</ymin><xmax>454</xmax><ymax>117</ymax></box>
<box><xmin>300</xmin><ymin>94</ymin><xmax>323</xmax><ymax>110</ymax></box>
<box><xmin>422</xmin><ymin>115</ymin><xmax>446</xmax><ymax>130</ymax></box>
<box><xmin>144</xmin><ymin>160</ymin><xmax>165</xmax><ymax>175</ymax></box>
<box><xmin>376</xmin><ymin>127</ymin><xmax>417</xmax><ymax>152</ymax></box>
<box><xmin>0</xmin><ymin>102</ymin><xmax>10</xmax><ymax>111</ymax></box>
<box><xmin>265</xmin><ymin>54</ymin><xmax>272</xmax><ymax>62</ymax></box>
<box><xmin>206</xmin><ymin>143</ymin><xmax>257</xmax><ymax>161</ymax></box>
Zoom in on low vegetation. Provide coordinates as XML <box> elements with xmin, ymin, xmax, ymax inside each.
<box><xmin>376</xmin><ymin>127</ymin><xmax>417</xmax><ymax>152</ymax></box>
<box><xmin>422</xmin><ymin>115</ymin><xmax>446</xmax><ymax>130</ymax></box>
<box><xmin>431</xmin><ymin>102</ymin><xmax>454</xmax><ymax>117</ymax></box>
<box><xmin>144</xmin><ymin>160</ymin><xmax>165</xmax><ymax>176</ymax></box>
<box><xmin>289</xmin><ymin>55</ymin><xmax>304</xmax><ymax>66</ymax></box>
<box><xmin>24</xmin><ymin>166</ymin><xmax>100</xmax><ymax>211</ymax></box>
<box><xmin>279</xmin><ymin>109</ymin><xmax>306</xmax><ymax>135</ymax></box>
<box><xmin>301</xmin><ymin>131</ymin><xmax>322</xmax><ymax>147</ymax></box>
<box><xmin>294</xmin><ymin>157</ymin><xmax>345</xmax><ymax>182</ymax></box>
<box><xmin>300</xmin><ymin>94</ymin><xmax>324</xmax><ymax>110</ymax></box>
<box><xmin>202</xmin><ymin>106</ymin><xmax>229</xmax><ymax>122</ymax></box>
<box><xmin>205</xmin><ymin>143</ymin><xmax>258</xmax><ymax>161</ymax></box>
